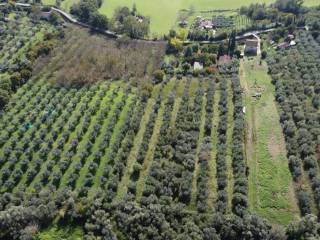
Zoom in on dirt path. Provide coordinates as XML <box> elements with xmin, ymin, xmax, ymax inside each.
<box><xmin>239</xmin><ymin>61</ymin><xmax>260</xmax><ymax>210</ymax></box>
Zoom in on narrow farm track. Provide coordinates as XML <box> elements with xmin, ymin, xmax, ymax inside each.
<box><xmin>207</xmin><ymin>82</ymin><xmax>219</xmax><ymax>212</ymax></box>
<box><xmin>135</xmin><ymin>79</ymin><xmax>176</xmax><ymax>201</ymax></box>
<box><xmin>190</xmin><ymin>82</ymin><xmax>207</xmax><ymax>210</ymax></box>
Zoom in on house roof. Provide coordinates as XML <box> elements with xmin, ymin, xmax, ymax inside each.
<box><xmin>245</xmin><ymin>39</ymin><xmax>259</xmax><ymax>48</ymax></box>
<box><xmin>288</xmin><ymin>34</ymin><xmax>295</xmax><ymax>39</ymax></box>
<box><xmin>218</xmin><ymin>55</ymin><xmax>231</xmax><ymax>64</ymax></box>
<box><xmin>199</xmin><ymin>20</ymin><xmax>213</xmax><ymax>29</ymax></box>
<box><xmin>277</xmin><ymin>42</ymin><xmax>289</xmax><ymax>49</ymax></box>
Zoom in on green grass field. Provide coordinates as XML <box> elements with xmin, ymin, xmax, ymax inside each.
<box><xmin>240</xmin><ymin>59</ymin><xmax>300</xmax><ymax>225</ymax></box>
<box><xmin>42</xmin><ymin>0</ymin><xmax>319</xmax><ymax>35</ymax></box>
<box><xmin>98</xmin><ymin>0</ymin><xmax>319</xmax><ymax>35</ymax></box>
<box><xmin>37</xmin><ymin>226</ymin><xmax>83</xmax><ymax>240</ymax></box>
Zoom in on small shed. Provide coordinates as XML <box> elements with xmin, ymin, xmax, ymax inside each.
<box><xmin>290</xmin><ymin>40</ymin><xmax>296</xmax><ymax>46</ymax></box>
<box><xmin>193</xmin><ymin>62</ymin><xmax>203</xmax><ymax>70</ymax></box>
<box><xmin>277</xmin><ymin>42</ymin><xmax>290</xmax><ymax>50</ymax></box>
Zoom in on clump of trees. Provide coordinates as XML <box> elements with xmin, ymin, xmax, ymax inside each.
<box><xmin>53</xmin><ymin>27</ymin><xmax>165</xmax><ymax>86</ymax></box>
<box><xmin>231</xmin><ymin>74</ymin><xmax>248</xmax><ymax>216</ymax></box>
<box><xmin>110</xmin><ymin>5</ymin><xmax>150</xmax><ymax>39</ymax></box>
<box><xmin>240</xmin><ymin>0</ymin><xmax>305</xmax><ymax>27</ymax></box>
<box><xmin>1</xmin><ymin>188</ymin><xmax>320</xmax><ymax>239</ymax></box>
<box><xmin>215</xmin><ymin>78</ymin><xmax>229</xmax><ymax>214</ymax></box>
<box><xmin>274</xmin><ymin>0</ymin><xmax>304</xmax><ymax>14</ymax></box>
<box><xmin>70</xmin><ymin>0</ymin><xmax>108</xmax><ymax>30</ymax></box>
<box><xmin>0</xmin><ymin>17</ymin><xmax>62</xmax><ymax>109</ymax></box>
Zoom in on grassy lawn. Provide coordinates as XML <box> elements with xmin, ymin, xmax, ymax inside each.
<box><xmin>240</xmin><ymin>58</ymin><xmax>300</xmax><ymax>225</ymax></box>
<box><xmin>98</xmin><ymin>0</ymin><xmax>318</xmax><ymax>35</ymax></box>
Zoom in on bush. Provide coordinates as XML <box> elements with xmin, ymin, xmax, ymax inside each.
<box><xmin>153</xmin><ymin>70</ymin><xmax>164</xmax><ymax>84</ymax></box>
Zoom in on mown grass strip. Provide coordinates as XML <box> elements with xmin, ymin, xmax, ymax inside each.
<box><xmin>207</xmin><ymin>83</ymin><xmax>220</xmax><ymax>211</ymax></box>
<box><xmin>114</xmin><ymin>98</ymin><xmax>155</xmax><ymax>201</ymax></box>
<box><xmin>169</xmin><ymin>79</ymin><xmax>186</xmax><ymax>128</ymax></box>
<box><xmin>241</xmin><ymin>59</ymin><xmax>300</xmax><ymax>225</ymax></box>
<box><xmin>189</xmin><ymin>86</ymin><xmax>207</xmax><ymax>210</ymax></box>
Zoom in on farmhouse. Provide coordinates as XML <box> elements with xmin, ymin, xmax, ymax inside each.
<box><xmin>244</xmin><ymin>39</ymin><xmax>259</xmax><ymax>56</ymax></box>
<box><xmin>136</xmin><ymin>16</ymin><xmax>144</xmax><ymax>23</ymax></box>
<box><xmin>194</xmin><ymin>16</ymin><xmax>215</xmax><ymax>30</ymax></box>
<box><xmin>199</xmin><ymin>20</ymin><xmax>214</xmax><ymax>30</ymax></box>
